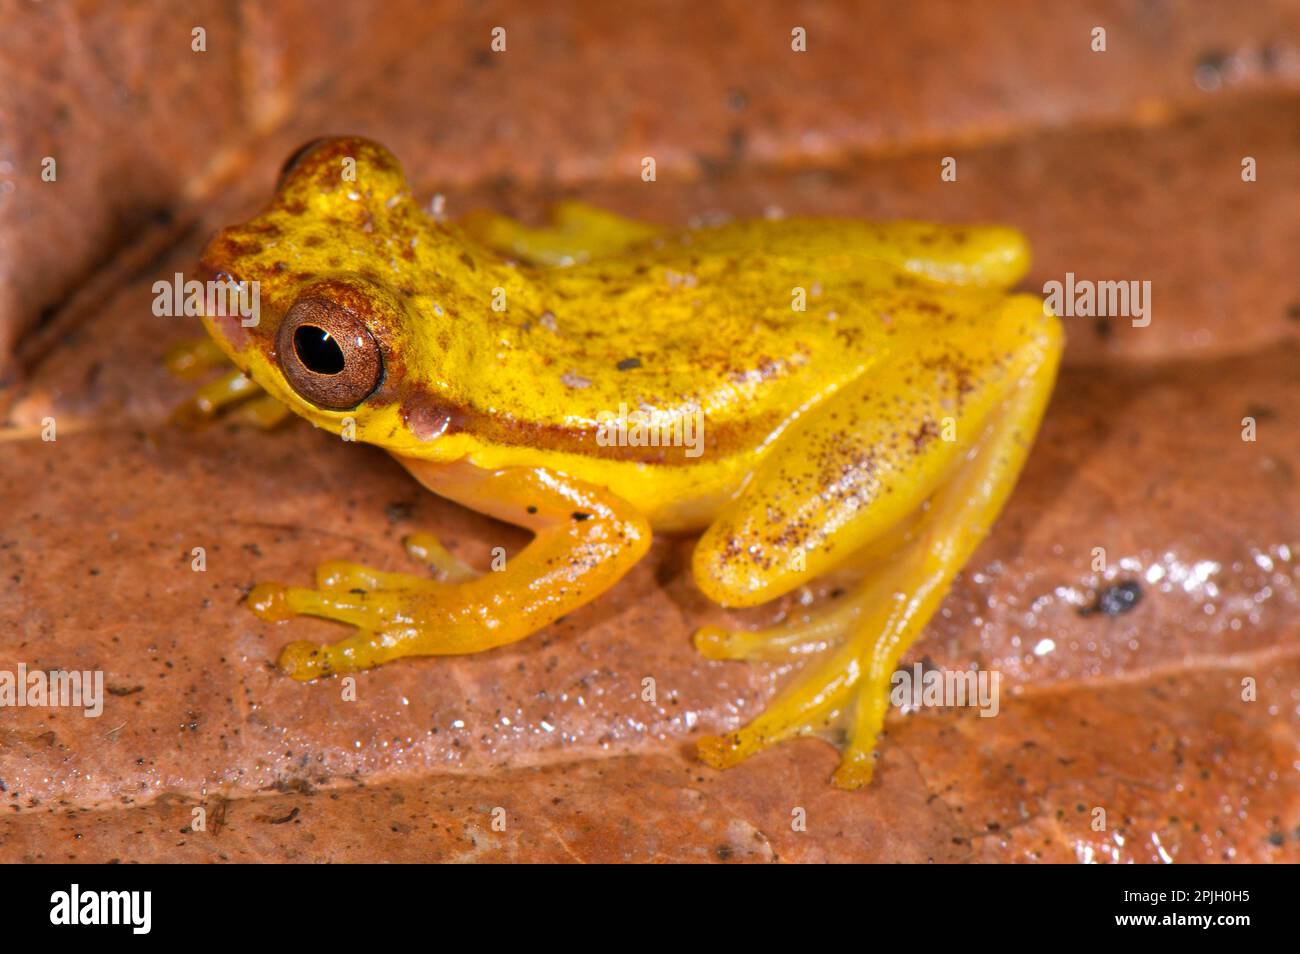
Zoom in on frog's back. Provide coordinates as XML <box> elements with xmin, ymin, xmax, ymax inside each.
<box><xmin>450</xmin><ymin>218</ymin><xmax>1017</xmax><ymax>463</ymax></box>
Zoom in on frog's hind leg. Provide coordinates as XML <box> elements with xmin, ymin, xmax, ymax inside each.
<box><xmin>249</xmin><ymin>461</ymin><xmax>651</xmax><ymax>680</ymax></box>
<box><xmin>460</xmin><ymin>201</ymin><xmax>662</xmax><ymax>266</ymax></box>
<box><xmin>693</xmin><ymin>294</ymin><xmax>1062</xmax><ymax>787</ymax></box>
<box><xmin>693</xmin><ymin>512</ymin><xmax>923</xmax><ymax>662</ymax></box>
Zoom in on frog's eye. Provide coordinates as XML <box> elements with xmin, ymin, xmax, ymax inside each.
<box><xmin>276</xmin><ymin>138</ymin><xmax>329</xmax><ymax>188</ymax></box>
<box><xmin>276</xmin><ymin>297</ymin><xmax>383</xmax><ymax>410</ymax></box>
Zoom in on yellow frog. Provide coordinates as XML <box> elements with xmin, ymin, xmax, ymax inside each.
<box><xmin>189</xmin><ymin>137</ymin><xmax>1062</xmax><ymax>788</ymax></box>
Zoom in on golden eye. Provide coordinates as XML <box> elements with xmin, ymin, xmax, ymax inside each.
<box><xmin>276</xmin><ymin>297</ymin><xmax>383</xmax><ymax>410</ymax></box>
<box><xmin>277</xmin><ymin>138</ymin><xmax>328</xmax><ymax>187</ymax></box>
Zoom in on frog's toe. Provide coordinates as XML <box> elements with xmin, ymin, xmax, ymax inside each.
<box><xmin>247</xmin><ymin>582</ymin><xmax>295</xmax><ymax>621</ymax></box>
<box><xmin>695</xmin><ymin>560</ymin><xmax>921</xmax><ymax>786</ymax></box>
<box><xmin>696</xmin><ymin>631</ymin><xmax>892</xmax><ymax>787</ymax></box>
<box><xmin>169</xmin><ymin>366</ymin><xmax>276</xmax><ymax>430</ymax></box>
<box><xmin>692</xmin><ymin>594</ymin><xmax>863</xmax><ymax>661</ymax></box>
<box><xmin>402</xmin><ymin>533</ymin><xmax>476</xmax><ymax>582</ymax></box>
<box><xmin>248</xmin><ymin>579</ymin><xmax>407</xmax><ymax>628</ymax></box>
<box><xmin>830</xmin><ymin>749</ymin><xmax>877</xmax><ymax>790</ymax></box>
<box><xmin>231</xmin><ymin>394</ymin><xmax>291</xmax><ymax>429</ymax></box>
<box><xmin>312</xmin><ymin>559</ymin><xmax>437</xmax><ymax>593</ymax></box>
<box><xmin>278</xmin><ymin>636</ymin><xmax>353</xmax><ymax>680</ymax></box>
<box><xmin>165</xmin><ymin>337</ymin><xmax>288</xmax><ymax>430</ymax></box>
<box><xmin>277</xmin><ymin>628</ymin><xmax>400</xmax><ymax>681</ymax></box>
<box><xmin>250</xmin><ymin>575</ymin><xmax>438</xmax><ymax>679</ymax></box>
<box><xmin>164</xmin><ymin>337</ymin><xmax>230</xmax><ymax>379</ymax></box>
<box><xmin>248</xmin><ymin>554</ymin><xmax>530</xmax><ymax>677</ymax></box>
<box><xmin>696</xmin><ymin>637</ymin><xmax>860</xmax><ymax>771</ymax></box>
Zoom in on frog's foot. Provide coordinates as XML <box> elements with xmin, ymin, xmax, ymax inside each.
<box><xmin>249</xmin><ymin>547</ymin><xmax>493</xmax><ymax>679</ymax></box>
<box><xmin>698</xmin><ymin>540</ymin><xmax>980</xmax><ymax>788</ymax></box>
<box><xmin>694</xmin><ymin>295</ymin><xmax>1062</xmax><ymax>788</ymax></box>
<box><xmin>166</xmin><ymin>338</ymin><xmax>289</xmax><ymax>429</ymax></box>
<box><xmin>165</xmin><ymin>337</ymin><xmax>230</xmax><ymax>379</ymax></box>
<box><xmin>251</xmin><ymin>462</ymin><xmax>651</xmax><ymax>681</ymax></box>
<box><xmin>248</xmin><ymin>561</ymin><xmax>451</xmax><ymax>680</ymax></box>
<box><xmin>694</xmin><ymin>560</ymin><xmax>909</xmax><ymax>788</ymax></box>
<box><xmin>460</xmin><ymin>201</ymin><xmax>662</xmax><ymax>266</ymax></box>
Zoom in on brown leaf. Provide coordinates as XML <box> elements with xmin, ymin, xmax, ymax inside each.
<box><xmin>2</xmin><ymin>1</ymin><xmax>1298</xmax><ymax>863</ymax></box>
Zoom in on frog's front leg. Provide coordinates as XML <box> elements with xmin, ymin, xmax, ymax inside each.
<box><xmin>249</xmin><ymin>459</ymin><xmax>651</xmax><ymax>680</ymax></box>
<box><xmin>693</xmin><ymin>294</ymin><xmax>1062</xmax><ymax>788</ymax></box>
<box><xmin>460</xmin><ymin>200</ymin><xmax>662</xmax><ymax>265</ymax></box>
<box><xmin>165</xmin><ymin>338</ymin><xmax>290</xmax><ymax>429</ymax></box>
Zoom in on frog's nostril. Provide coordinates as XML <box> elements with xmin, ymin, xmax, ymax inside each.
<box><xmin>293</xmin><ymin>325</ymin><xmax>346</xmax><ymax>375</ymax></box>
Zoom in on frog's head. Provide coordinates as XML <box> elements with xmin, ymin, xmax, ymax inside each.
<box><xmin>199</xmin><ymin>136</ymin><xmax>481</xmax><ymax>454</ymax></box>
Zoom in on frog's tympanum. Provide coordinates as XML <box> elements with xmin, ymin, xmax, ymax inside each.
<box><xmin>197</xmin><ymin>137</ymin><xmax>1062</xmax><ymax>788</ymax></box>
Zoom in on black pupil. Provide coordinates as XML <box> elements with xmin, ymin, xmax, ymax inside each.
<box><xmin>294</xmin><ymin>325</ymin><xmax>345</xmax><ymax>374</ymax></box>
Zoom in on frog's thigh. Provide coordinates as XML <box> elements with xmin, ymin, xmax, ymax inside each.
<box><xmin>695</xmin><ymin>296</ymin><xmax>1062</xmax><ymax>786</ymax></box>
<box><xmin>460</xmin><ymin>201</ymin><xmax>662</xmax><ymax>265</ymax></box>
<box><xmin>252</xmin><ymin>461</ymin><xmax>651</xmax><ymax>680</ymax></box>
<box><xmin>694</xmin><ymin>296</ymin><xmax>1037</xmax><ymax>609</ymax></box>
